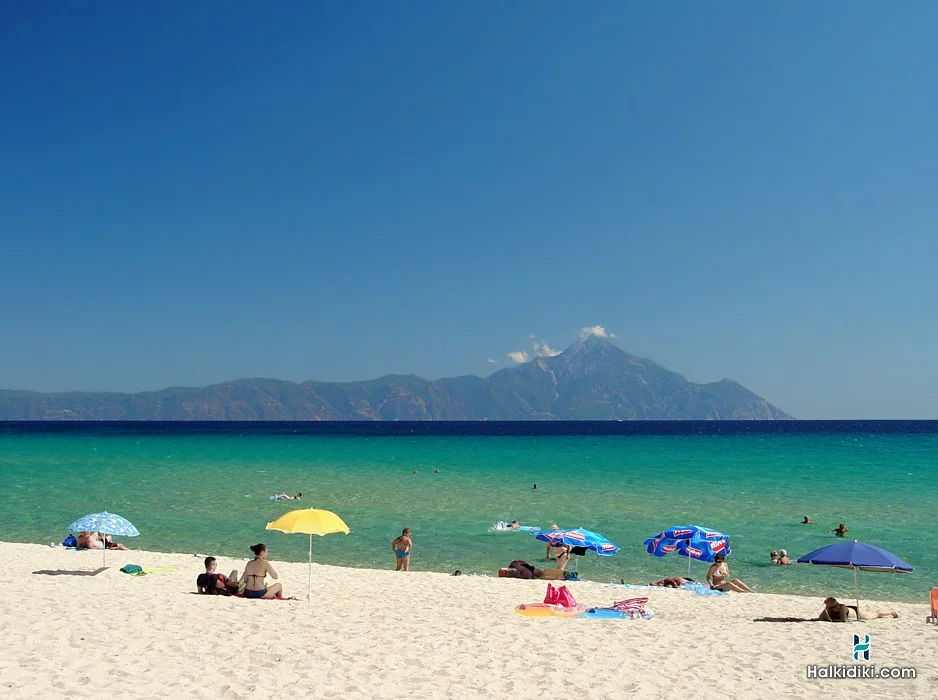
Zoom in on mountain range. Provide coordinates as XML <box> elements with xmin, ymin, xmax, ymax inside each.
<box><xmin>0</xmin><ymin>337</ymin><xmax>792</xmax><ymax>420</ymax></box>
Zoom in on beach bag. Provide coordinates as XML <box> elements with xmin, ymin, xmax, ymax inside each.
<box><xmin>544</xmin><ymin>583</ymin><xmax>559</xmax><ymax>604</ymax></box>
<box><xmin>119</xmin><ymin>564</ymin><xmax>143</xmax><ymax>575</ymax></box>
<box><xmin>62</xmin><ymin>534</ymin><xmax>77</xmax><ymax>548</ymax></box>
<box><xmin>556</xmin><ymin>585</ymin><xmax>577</xmax><ymax>608</ymax></box>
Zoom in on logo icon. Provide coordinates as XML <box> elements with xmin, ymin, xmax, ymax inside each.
<box><xmin>853</xmin><ymin>634</ymin><xmax>871</xmax><ymax>661</ymax></box>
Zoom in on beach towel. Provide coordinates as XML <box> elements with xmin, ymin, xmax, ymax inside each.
<box><xmin>121</xmin><ymin>565</ymin><xmax>177</xmax><ymax>576</ymax></box>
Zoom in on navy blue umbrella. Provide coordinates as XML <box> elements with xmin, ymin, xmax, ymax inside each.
<box><xmin>798</xmin><ymin>540</ymin><xmax>912</xmax><ymax>611</ymax></box>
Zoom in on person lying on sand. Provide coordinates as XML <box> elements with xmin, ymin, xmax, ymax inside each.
<box><xmin>707</xmin><ymin>554</ymin><xmax>754</xmax><ymax>592</ymax></box>
<box><xmin>196</xmin><ymin>556</ymin><xmax>240</xmax><ymax>595</ymax></box>
<box><xmin>239</xmin><ymin>544</ymin><xmax>283</xmax><ymax>599</ymax></box>
<box><xmin>651</xmin><ymin>576</ymin><xmax>693</xmax><ymax>588</ymax></box>
<box><xmin>506</xmin><ymin>560</ymin><xmax>544</xmax><ymax>579</ymax></box>
<box><xmin>76</xmin><ymin>531</ymin><xmax>128</xmax><ymax>551</ymax></box>
<box><xmin>819</xmin><ymin>597</ymin><xmax>898</xmax><ymax>621</ymax></box>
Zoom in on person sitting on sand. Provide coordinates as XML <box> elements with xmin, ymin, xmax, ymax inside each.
<box><xmin>770</xmin><ymin>550</ymin><xmax>779</xmax><ymax>564</ymax></box>
<box><xmin>651</xmin><ymin>576</ymin><xmax>693</xmax><ymax>588</ymax></box>
<box><xmin>776</xmin><ymin>549</ymin><xmax>791</xmax><ymax>565</ymax></box>
<box><xmin>802</xmin><ymin>515</ymin><xmax>815</xmax><ymax>525</ymax></box>
<box><xmin>391</xmin><ymin>528</ymin><xmax>412</xmax><ymax>571</ymax></box>
<box><xmin>239</xmin><ymin>544</ymin><xmax>283</xmax><ymax>599</ymax></box>
<box><xmin>829</xmin><ymin>523</ymin><xmax>850</xmax><ymax>538</ymax></box>
<box><xmin>819</xmin><ymin>597</ymin><xmax>898</xmax><ymax>622</ymax></box>
<box><xmin>707</xmin><ymin>554</ymin><xmax>754</xmax><ymax>592</ymax></box>
<box><xmin>197</xmin><ymin>556</ymin><xmax>240</xmax><ymax>595</ymax></box>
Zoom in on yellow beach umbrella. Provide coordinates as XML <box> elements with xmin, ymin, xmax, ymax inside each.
<box><xmin>266</xmin><ymin>508</ymin><xmax>350</xmax><ymax>601</ymax></box>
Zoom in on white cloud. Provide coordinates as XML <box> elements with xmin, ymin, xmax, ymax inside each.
<box><xmin>487</xmin><ymin>358</ymin><xmax>499</xmax><ymax>364</ymax></box>
<box><xmin>508</xmin><ymin>337</ymin><xmax>561</xmax><ymax>365</ymax></box>
<box><xmin>579</xmin><ymin>325</ymin><xmax>616</xmax><ymax>340</ymax></box>
<box><xmin>507</xmin><ymin>350</ymin><xmax>530</xmax><ymax>364</ymax></box>
<box><xmin>532</xmin><ymin>340</ymin><xmax>561</xmax><ymax>358</ymax></box>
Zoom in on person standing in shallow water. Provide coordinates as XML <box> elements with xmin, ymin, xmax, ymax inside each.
<box><xmin>829</xmin><ymin>523</ymin><xmax>850</xmax><ymax>538</ymax></box>
<box><xmin>391</xmin><ymin>528</ymin><xmax>412</xmax><ymax>571</ymax></box>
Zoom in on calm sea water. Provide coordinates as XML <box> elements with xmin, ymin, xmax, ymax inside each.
<box><xmin>2</xmin><ymin>421</ymin><xmax>936</xmax><ymax>602</ymax></box>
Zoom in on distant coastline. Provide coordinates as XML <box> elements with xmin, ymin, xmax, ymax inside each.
<box><xmin>2</xmin><ymin>419</ymin><xmax>937</xmax><ymax>436</ymax></box>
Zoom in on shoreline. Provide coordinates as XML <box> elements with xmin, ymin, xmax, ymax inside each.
<box><xmin>5</xmin><ymin>539</ymin><xmax>925</xmax><ymax>606</ymax></box>
<box><xmin>4</xmin><ymin>541</ymin><xmax>934</xmax><ymax>699</ymax></box>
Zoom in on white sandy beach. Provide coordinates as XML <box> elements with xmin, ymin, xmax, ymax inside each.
<box><xmin>2</xmin><ymin>542</ymin><xmax>936</xmax><ymax>700</ymax></box>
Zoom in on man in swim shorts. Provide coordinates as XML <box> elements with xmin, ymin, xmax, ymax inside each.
<box><xmin>196</xmin><ymin>556</ymin><xmax>240</xmax><ymax>595</ymax></box>
<box><xmin>391</xmin><ymin>528</ymin><xmax>412</xmax><ymax>571</ymax></box>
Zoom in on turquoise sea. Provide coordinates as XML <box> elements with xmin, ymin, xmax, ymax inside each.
<box><xmin>2</xmin><ymin>422</ymin><xmax>936</xmax><ymax>602</ymax></box>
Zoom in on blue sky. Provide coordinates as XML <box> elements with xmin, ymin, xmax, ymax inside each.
<box><xmin>1</xmin><ymin>2</ymin><xmax>936</xmax><ymax>419</ymax></box>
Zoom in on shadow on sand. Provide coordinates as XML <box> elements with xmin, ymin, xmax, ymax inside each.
<box><xmin>753</xmin><ymin>616</ymin><xmax>824</xmax><ymax>623</ymax></box>
<box><xmin>33</xmin><ymin>568</ymin><xmax>108</xmax><ymax>577</ymax></box>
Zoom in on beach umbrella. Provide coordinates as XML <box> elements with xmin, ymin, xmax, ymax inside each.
<box><xmin>266</xmin><ymin>508</ymin><xmax>350</xmax><ymax>602</ymax></box>
<box><xmin>67</xmin><ymin>511</ymin><xmax>140</xmax><ymax>568</ymax></box>
<box><xmin>532</xmin><ymin>527</ymin><xmax>619</xmax><ymax>575</ymax></box>
<box><xmin>797</xmin><ymin>540</ymin><xmax>912</xmax><ymax>613</ymax></box>
<box><xmin>644</xmin><ymin>525</ymin><xmax>730</xmax><ymax>577</ymax></box>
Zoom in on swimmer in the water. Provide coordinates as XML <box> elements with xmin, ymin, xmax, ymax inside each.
<box><xmin>533</xmin><ymin>483</ymin><xmax>537</xmax><ymax>490</ymax></box>
<box><xmin>829</xmin><ymin>523</ymin><xmax>849</xmax><ymax>538</ymax></box>
<box><xmin>801</xmin><ymin>515</ymin><xmax>815</xmax><ymax>525</ymax></box>
<box><xmin>434</xmin><ymin>468</ymin><xmax>440</xmax><ymax>473</ymax></box>
<box><xmin>412</xmin><ymin>469</ymin><xmax>418</xmax><ymax>475</ymax></box>
<box><xmin>274</xmin><ymin>493</ymin><xmax>302</xmax><ymax>501</ymax></box>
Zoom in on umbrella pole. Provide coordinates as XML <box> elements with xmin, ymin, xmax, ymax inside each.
<box><xmin>854</xmin><ymin>567</ymin><xmax>860</xmax><ymax>619</ymax></box>
<box><xmin>308</xmin><ymin>534</ymin><xmax>313</xmax><ymax>603</ymax></box>
<box><xmin>103</xmin><ymin>541</ymin><xmax>107</xmax><ymax>569</ymax></box>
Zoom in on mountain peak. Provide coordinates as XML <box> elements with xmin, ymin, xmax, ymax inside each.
<box><xmin>0</xmin><ymin>341</ymin><xmax>793</xmax><ymax>420</ymax></box>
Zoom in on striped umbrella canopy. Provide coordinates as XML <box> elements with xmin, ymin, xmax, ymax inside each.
<box><xmin>67</xmin><ymin>512</ymin><xmax>139</xmax><ymax>568</ymax></box>
<box><xmin>644</xmin><ymin>525</ymin><xmax>731</xmax><ymax>577</ymax></box>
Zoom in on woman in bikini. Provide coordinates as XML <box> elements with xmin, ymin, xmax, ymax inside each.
<box><xmin>706</xmin><ymin>554</ymin><xmax>754</xmax><ymax>592</ymax></box>
<box><xmin>239</xmin><ymin>544</ymin><xmax>283</xmax><ymax>599</ymax></box>
<box><xmin>819</xmin><ymin>597</ymin><xmax>897</xmax><ymax>621</ymax></box>
<box><xmin>391</xmin><ymin>528</ymin><xmax>412</xmax><ymax>571</ymax></box>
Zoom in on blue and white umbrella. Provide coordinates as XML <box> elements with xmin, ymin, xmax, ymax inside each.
<box><xmin>644</xmin><ymin>525</ymin><xmax>731</xmax><ymax>576</ymax></box>
<box><xmin>67</xmin><ymin>512</ymin><xmax>139</xmax><ymax>567</ymax></box>
<box><xmin>531</xmin><ymin>527</ymin><xmax>619</xmax><ymax>575</ymax></box>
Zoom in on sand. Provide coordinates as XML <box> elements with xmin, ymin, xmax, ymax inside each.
<box><xmin>2</xmin><ymin>542</ymin><xmax>936</xmax><ymax>699</ymax></box>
